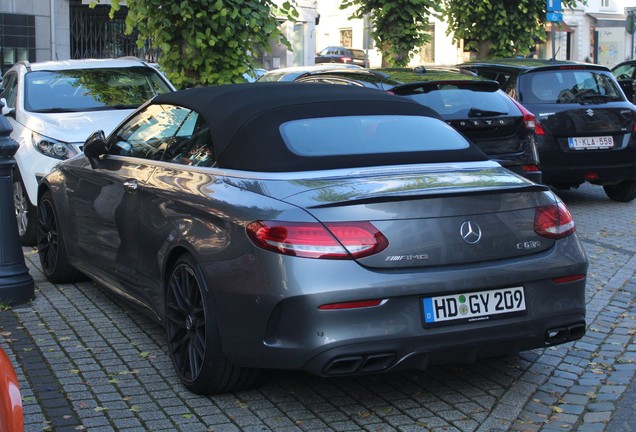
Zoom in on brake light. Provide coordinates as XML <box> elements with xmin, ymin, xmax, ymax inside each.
<box><xmin>584</xmin><ymin>172</ymin><xmax>599</xmax><ymax>181</ymax></box>
<box><xmin>318</xmin><ymin>299</ymin><xmax>384</xmax><ymax>310</ymax></box>
<box><xmin>246</xmin><ymin>221</ymin><xmax>389</xmax><ymax>259</ymax></box>
<box><xmin>534</xmin><ymin>201</ymin><xmax>576</xmax><ymax>239</ymax></box>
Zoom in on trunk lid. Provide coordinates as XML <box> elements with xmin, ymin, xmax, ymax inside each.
<box><xmin>228</xmin><ymin>164</ymin><xmax>557</xmax><ymax>269</ymax></box>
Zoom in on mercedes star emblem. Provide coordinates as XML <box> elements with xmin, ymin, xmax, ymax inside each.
<box><xmin>460</xmin><ymin>221</ymin><xmax>482</xmax><ymax>244</ymax></box>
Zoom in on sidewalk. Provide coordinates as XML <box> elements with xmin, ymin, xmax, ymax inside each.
<box><xmin>1</xmin><ymin>183</ymin><xmax>635</xmax><ymax>432</ymax></box>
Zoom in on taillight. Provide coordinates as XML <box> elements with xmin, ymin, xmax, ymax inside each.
<box><xmin>534</xmin><ymin>200</ymin><xmax>576</xmax><ymax>239</ymax></box>
<box><xmin>246</xmin><ymin>221</ymin><xmax>389</xmax><ymax>259</ymax></box>
<box><xmin>340</xmin><ymin>56</ymin><xmax>352</xmax><ymax>63</ymax></box>
<box><xmin>511</xmin><ymin>98</ymin><xmax>545</xmax><ymax>135</ymax></box>
<box><xmin>522</xmin><ymin>164</ymin><xmax>540</xmax><ymax>172</ymax></box>
<box><xmin>534</xmin><ymin>121</ymin><xmax>546</xmax><ymax>135</ymax></box>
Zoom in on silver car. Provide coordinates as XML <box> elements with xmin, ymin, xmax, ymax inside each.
<box><xmin>37</xmin><ymin>83</ymin><xmax>588</xmax><ymax>395</ymax></box>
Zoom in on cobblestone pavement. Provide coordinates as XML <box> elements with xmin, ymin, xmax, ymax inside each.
<box><xmin>1</xmin><ymin>183</ymin><xmax>634</xmax><ymax>432</ymax></box>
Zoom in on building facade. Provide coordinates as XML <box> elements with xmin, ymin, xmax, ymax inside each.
<box><xmin>1</xmin><ymin>0</ymin><xmax>633</xmax><ymax>75</ymax></box>
<box><xmin>315</xmin><ymin>0</ymin><xmax>635</xmax><ymax>68</ymax></box>
<box><xmin>0</xmin><ymin>0</ymin><xmax>318</xmax><ymax>74</ymax></box>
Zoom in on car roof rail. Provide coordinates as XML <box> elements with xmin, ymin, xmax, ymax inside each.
<box><xmin>16</xmin><ymin>61</ymin><xmax>32</xmax><ymax>72</ymax></box>
<box><xmin>116</xmin><ymin>56</ymin><xmax>150</xmax><ymax>66</ymax></box>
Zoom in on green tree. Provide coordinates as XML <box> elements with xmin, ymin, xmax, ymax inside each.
<box><xmin>99</xmin><ymin>0</ymin><xmax>297</xmax><ymax>88</ymax></box>
<box><xmin>340</xmin><ymin>0</ymin><xmax>441</xmax><ymax>67</ymax></box>
<box><xmin>443</xmin><ymin>0</ymin><xmax>580</xmax><ymax>59</ymax></box>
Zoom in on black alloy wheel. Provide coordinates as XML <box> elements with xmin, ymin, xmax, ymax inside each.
<box><xmin>165</xmin><ymin>254</ymin><xmax>258</xmax><ymax>394</ymax></box>
<box><xmin>37</xmin><ymin>191</ymin><xmax>81</xmax><ymax>283</ymax></box>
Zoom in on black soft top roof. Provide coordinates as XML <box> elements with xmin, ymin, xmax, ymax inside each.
<box><xmin>152</xmin><ymin>82</ymin><xmax>487</xmax><ymax>171</ymax></box>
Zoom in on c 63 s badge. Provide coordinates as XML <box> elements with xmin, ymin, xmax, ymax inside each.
<box><xmin>516</xmin><ymin>240</ymin><xmax>541</xmax><ymax>250</ymax></box>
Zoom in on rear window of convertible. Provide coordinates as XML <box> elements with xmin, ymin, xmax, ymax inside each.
<box><xmin>279</xmin><ymin>115</ymin><xmax>469</xmax><ymax>156</ymax></box>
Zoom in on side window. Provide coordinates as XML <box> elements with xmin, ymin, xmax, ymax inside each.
<box><xmin>108</xmin><ymin>104</ymin><xmax>191</xmax><ymax>160</ymax></box>
<box><xmin>612</xmin><ymin>64</ymin><xmax>636</xmax><ymax>80</ymax></box>
<box><xmin>1</xmin><ymin>73</ymin><xmax>19</xmax><ymax>109</ymax></box>
<box><xmin>163</xmin><ymin>112</ymin><xmax>216</xmax><ymax>167</ymax></box>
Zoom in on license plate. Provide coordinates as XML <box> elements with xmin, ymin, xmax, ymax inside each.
<box><xmin>568</xmin><ymin>136</ymin><xmax>614</xmax><ymax>150</ymax></box>
<box><xmin>422</xmin><ymin>287</ymin><xmax>526</xmax><ymax>327</ymax></box>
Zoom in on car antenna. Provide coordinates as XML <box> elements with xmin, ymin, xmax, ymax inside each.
<box><xmin>551</xmin><ymin>47</ymin><xmax>560</xmax><ymax>62</ymax></box>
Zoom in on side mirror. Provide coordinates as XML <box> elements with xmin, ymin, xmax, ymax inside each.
<box><xmin>83</xmin><ymin>130</ymin><xmax>108</xmax><ymax>169</ymax></box>
<box><xmin>0</xmin><ymin>98</ymin><xmax>13</xmax><ymax>116</ymax></box>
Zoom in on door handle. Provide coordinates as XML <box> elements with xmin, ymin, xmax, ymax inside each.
<box><xmin>123</xmin><ymin>180</ymin><xmax>139</xmax><ymax>192</ymax></box>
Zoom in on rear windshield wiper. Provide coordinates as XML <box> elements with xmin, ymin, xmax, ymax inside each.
<box><xmin>576</xmin><ymin>93</ymin><xmax>618</xmax><ymax>103</ymax></box>
<box><xmin>467</xmin><ymin>108</ymin><xmax>508</xmax><ymax>117</ymax></box>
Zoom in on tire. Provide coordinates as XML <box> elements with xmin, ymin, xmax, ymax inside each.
<box><xmin>37</xmin><ymin>191</ymin><xmax>82</xmax><ymax>283</ymax></box>
<box><xmin>603</xmin><ymin>180</ymin><xmax>636</xmax><ymax>202</ymax></box>
<box><xmin>165</xmin><ymin>253</ymin><xmax>259</xmax><ymax>394</ymax></box>
<box><xmin>13</xmin><ymin>169</ymin><xmax>37</xmax><ymax>246</ymax></box>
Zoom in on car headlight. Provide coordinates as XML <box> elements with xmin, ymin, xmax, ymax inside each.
<box><xmin>32</xmin><ymin>132</ymin><xmax>80</xmax><ymax>160</ymax></box>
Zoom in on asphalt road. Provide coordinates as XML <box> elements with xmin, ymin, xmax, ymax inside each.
<box><xmin>1</xmin><ymin>182</ymin><xmax>635</xmax><ymax>432</ymax></box>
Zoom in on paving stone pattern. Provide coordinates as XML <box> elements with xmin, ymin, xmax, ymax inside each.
<box><xmin>0</xmin><ymin>183</ymin><xmax>634</xmax><ymax>432</ymax></box>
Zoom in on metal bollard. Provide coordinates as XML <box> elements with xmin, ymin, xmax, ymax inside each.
<box><xmin>0</xmin><ymin>114</ymin><xmax>35</xmax><ymax>306</ymax></box>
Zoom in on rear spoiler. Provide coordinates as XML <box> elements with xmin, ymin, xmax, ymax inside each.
<box><xmin>309</xmin><ymin>183</ymin><xmax>550</xmax><ymax>209</ymax></box>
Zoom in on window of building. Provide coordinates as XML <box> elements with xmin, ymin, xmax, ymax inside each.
<box><xmin>0</xmin><ymin>13</ymin><xmax>36</xmax><ymax>74</ymax></box>
<box><xmin>419</xmin><ymin>24</ymin><xmax>435</xmax><ymax>64</ymax></box>
<box><xmin>340</xmin><ymin>29</ymin><xmax>353</xmax><ymax>47</ymax></box>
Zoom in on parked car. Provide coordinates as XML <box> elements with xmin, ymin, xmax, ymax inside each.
<box><xmin>459</xmin><ymin>59</ymin><xmax>636</xmax><ymax>202</ymax></box>
<box><xmin>37</xmin><ymin>83</ymin><xmax>587</xmax><ymax>394</ymax></box>
<box><xmin>0</xmin><ymin>58</ymin><xmax>176</xmax><ymax>245</ymax></box>
<box><xmin>315</xmin><ymin>46</ymin><xmax>370</xmax><ymax>68</ymax></box>
<box><xmin>295</xmin><ymin>66</ymin><xmax>542</xmax><ymax>183</ymax></box>
<box><xmin>610</xmin><ymin>60</ymin><xmax>636</xmax><ymax>103</ymax></box>
<box><xmin>243</xmin><ymin>68</ymin><xmax>267</xmax><ymax>82</ymax></box>
<box><xmin>256</xmin><ymin>64</ymin><xmax>363</xmax><ymax>82</ymax></box>
<box><xmin>0</xmin><ymin>346</ymin><xmax>23</xmax><ymax>432</ymax></box>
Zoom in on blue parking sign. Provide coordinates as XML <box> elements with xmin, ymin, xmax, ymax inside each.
<box><xmin>547</xmin><ymin>0</ymin><xmax>562</xmax><ymax>12</ymax></box>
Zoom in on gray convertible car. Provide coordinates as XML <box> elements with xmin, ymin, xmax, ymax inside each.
<box><xmin>37</xmin><ymin>83</ymin><xmax>588</xmax><ymax>394</ymax></box>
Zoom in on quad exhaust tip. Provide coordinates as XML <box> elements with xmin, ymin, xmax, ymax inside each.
<box><xmin>323</xmin><ymin>353</ymin><xmax>396</xmax><ymax>375</ymax></box>
<box><xmin>545</xmin><ymin>322</ymin><xmax>586</xmax><ymax>345</ymax></box>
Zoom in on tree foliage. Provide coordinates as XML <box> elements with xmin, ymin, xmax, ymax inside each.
<box><xmin>443</xmin><ymin>0</ymin><xmax>580</xmax><ymax>58</ymax></box>
<box><xmin>340</xmin><ymin>0</ymin><xmax>441</xmax><ymax>67</ymax></box>
<box><xmin>99</xmin><ymin>0</ymin><xmax>297</xmax><ymax>88</ymax></box>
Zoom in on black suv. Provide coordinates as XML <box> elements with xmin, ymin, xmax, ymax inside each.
<box><xmin>295</xmin><ymin>67</ymin><xmax>542</xmax><ymax>183</ymax></box>
<box><xmin>460</xmin><ymin>59</ymin><xmax>636</xmax><ymax>202</ymax></box>
<box><xmin>315</xmin><ymin>46</ymin><xmax>370</xmax><ymax>68</ymax></box>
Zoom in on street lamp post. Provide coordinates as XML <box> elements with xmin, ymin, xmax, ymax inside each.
<box><xmin>0</xmin><ymin>112</ymin><xmax>35</xmax><ymax>306</ymax></box>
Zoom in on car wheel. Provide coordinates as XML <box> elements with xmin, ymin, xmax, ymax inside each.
<box><xmin>603</xmin><ymin>180</ymin><xmax>636</xmax><ymax>202</ymax></box>
<box><xmin>13</xmin><ymin>169</ymin><xmax>37</xmax><ymax>246</ymax></box>
<box><xmin>165</xmin><ymin>253</ymin><xmax>259</xmax><ymax>394</ymax></box>
<box><xmin>37</xmin><ymin>191</ymin><xmax>82</xmax><ymax>283</ymax></box>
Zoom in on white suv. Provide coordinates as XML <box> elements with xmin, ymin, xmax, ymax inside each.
<box><xmin>1</xmin><ymin>58</ymin><xmax>175</xmax><ymax>245</ymax></box>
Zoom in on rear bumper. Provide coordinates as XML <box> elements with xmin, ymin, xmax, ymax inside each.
<box><xmin>303</xmin><ymin>316</ymin><xmax>586</xmax><ymax>376</ymax></box>
<box><xmin>542</xmin><ymin>161</ymin><xmax>636</xmax><ymax>186</ymax></box>
<box><xmin>539</xmin><ymin>135</ymin><xmax>636</xmax><ymax>186</ymax></box>
<box><xmin>206</xmin><ymin>234</ymin><xmax>588</xmax><ymax>375</ymax></box>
